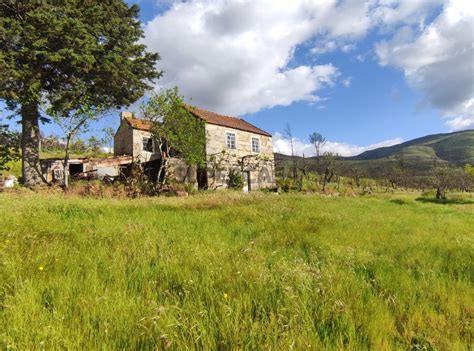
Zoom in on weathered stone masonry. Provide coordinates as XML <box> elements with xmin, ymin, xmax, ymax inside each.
<box><xmin>113</xmin><ymin>107</ymin><xmax>275</xmax><ymax>191</ymax></box>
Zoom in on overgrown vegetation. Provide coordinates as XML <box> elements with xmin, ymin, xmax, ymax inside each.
<box><xmin>276</xmin><ymin>130</ymin><xmax>474</xmax><ymax>195</ymax></box>
<box><xmin>0</xmin><ymin>124</ymin><xmax>20</xmax><ymax>171</ymax></box>
<box><xmin>0</xmin><ymin>191</ymin><xmax>472</xmax><ymax>349</ymax></box>
<box><xmin>142</xmin><ymin>87</ymin><xmax>207</xmax><ymax>186</ymax></box>
<box><xmin>227</xmin><ymin>168</ymin><xmax>244</xmax><ymax>189</ymax></box>
<box><xmin>276</xmin><ymin>153</ymin><xmax>474</xmax><ymax>198</ymax></box>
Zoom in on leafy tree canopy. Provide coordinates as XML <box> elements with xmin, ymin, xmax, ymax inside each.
<box><xmin>0</xmin><ymin>0</ymin><xmax>161</xmax><ymax>185</ymax></box>
<box><xmin>1</xmin><ymin>0</ymin><xmax>160</xmax><ymax>117</ymax></box>
<box><xmin>143</xmin><ymin>87</ymin><xmax>207</xmax><ymax>169</ymax></box>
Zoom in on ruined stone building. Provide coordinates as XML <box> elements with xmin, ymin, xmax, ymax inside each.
<box><xmin>114</xmin><ymin>106</ymin><xmax>275</xmax><ymax>190</ymax></box>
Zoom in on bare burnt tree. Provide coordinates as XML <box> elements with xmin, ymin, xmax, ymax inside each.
<box><xmin>309</xmin><ymin>132</ymin><xmax>326</xmax><ymax>175</ymax></box>
<box><xmin>348</xmin><ymin>167</ymin><xmax>362</xmax><ymax>187</ymax></box>
<box><xmin>321</xmin><ymin>152</ymin><xmax>338</xmax><ymax>191</ymax></box>
<box><xmin>284</xmin><ymin>123</ymin><xmax>298</xmax><ymax>182</ymax></box>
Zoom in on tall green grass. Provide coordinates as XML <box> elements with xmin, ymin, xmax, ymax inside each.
<box><xmin>0</xmin><ymin>191</ymin><xmax>472</xmax><ymax>349</ymax></box>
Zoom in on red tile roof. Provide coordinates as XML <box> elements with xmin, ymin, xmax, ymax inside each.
<box><xmin>123</xmin><ymin>106</ymin><xmax>272</xmax><ymax>137</ymax></box>
<box><xmin>185</xmin><ymin>106</ymin><xmax>272</xmax><ymax>137</ymax></box>
<box><xmin>124</xmin><ymin>117</ymin><xmax>152</xmax><ymax>131</ymax></box>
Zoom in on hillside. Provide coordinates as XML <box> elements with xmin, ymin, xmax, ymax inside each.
<box><xmin>349</xmin><ymin>129</ymin><xmax>474</xmax><ymax>164</ymax></box>
<box><xmin>275</xmin><ymin>129</ymin><xmax>474</xmax><ymax>180</ymax></box>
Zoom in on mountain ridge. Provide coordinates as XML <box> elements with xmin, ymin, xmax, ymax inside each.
<box><xmin>274</xmin><ymin>129</ymin><xmax>474</xmax><ymax>179</ymax></box>
<box><xmin>347</xmin><ymin>129</ymin><xmax>474</xmax><ymax>164</ymax></box>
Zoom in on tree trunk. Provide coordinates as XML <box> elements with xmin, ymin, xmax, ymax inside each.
<box><xmin>323</xmin><ymin>168</ymin><xmax>328</xmax><ymax>191</ymax></box>
<box><xmin>63</xmin><ymin>134</ymin><xmax>72</xmax><ymax>190</ymax></box>
<box><xmin>21</xmin><ymin>102</ymin><xmax>44</xmax><ymax>187</ymax></box>
<box><xmin>436</xmin><ymin>187</ymin><xmax>445</xmax><ymax>200</ymax></box>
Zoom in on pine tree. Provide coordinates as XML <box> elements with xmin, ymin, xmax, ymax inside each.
<box><xmin>0</xmin><ymin>1</ymin><xmax>161</xmax><ymax>186</ymax></box>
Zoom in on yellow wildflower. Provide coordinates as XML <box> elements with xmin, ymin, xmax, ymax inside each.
<box><xmin>223</xmin><ymin>293</ymin><xmax>229</xmax><ymax>300</ymax></box>
<box><xmin>38</xmin><ymin>266</ymin><xmax>44</xmax><ymax>271</ymax></box>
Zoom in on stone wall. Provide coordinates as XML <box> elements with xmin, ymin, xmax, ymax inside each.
<box><xmin>205</xmin><ymin>124</ymin><xmax>275</xmax><ymax>190</ymax></box>
<box><xmin>114</xmin><ymin>119</ymin><xmax>161</xmax><ymax>163</ymax></box>
<box><xmin>167</xmin><ymin>158</ymin><xmax>198</xmax><ymax>189</ymax></box>
<box><xmin>132</xmin><ymin>129</ymin><xmax>161</xmax><ymax>163</ymax></box>
<box><xmin>114</xmin><ymin>122</ymin><xmax>133</xmax><ymax>157</ymax></box>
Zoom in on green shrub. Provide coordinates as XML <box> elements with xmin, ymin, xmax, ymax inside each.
<box><xmin>228</xmin><ymin>169</ymin><xmax>244</xmax><ymax>190</ymax></box>
<box><xmin>276</xmin><ymin>178</ymin><xmax>292</xmax><ymax>192</ymax></box>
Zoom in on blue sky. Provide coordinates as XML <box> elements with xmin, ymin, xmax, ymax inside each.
<box><xmin>2</xmin><ymin>0</ymin><xmax>472</xmax><ymax>156</ymax></box>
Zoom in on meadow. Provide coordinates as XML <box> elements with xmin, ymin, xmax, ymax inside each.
<box><xmin>0</xmin><ymin>191</ymin><xmax>472</xmax><ymax>350</ymax></box>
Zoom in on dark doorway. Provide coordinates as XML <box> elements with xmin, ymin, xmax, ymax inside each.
<box><xmin>69</xmin><ymin>163</ymin><xmax>83</xmax><ymax>176</ymax></box>
<box><xmin>243</xmin><ymin>171</ymin><xmax>251</xmax><ymax>192</ymax></box>
<box><xmin>197</xmin><ymin>167</ymin><xmax>208</xmax><ymax>189</ymax></box>
<box><xmin>144</xmin><ymin>159</ymin><xmax>161</xmax><ymax>183</ymax></box>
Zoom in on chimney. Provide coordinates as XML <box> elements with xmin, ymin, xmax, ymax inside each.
<box><xmin>120</xmin><ymin>111</ymin><xmax>132</xmax><ymax>121</ymax></box>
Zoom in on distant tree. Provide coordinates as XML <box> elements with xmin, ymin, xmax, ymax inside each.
<box><xmin>69</xmin><ymin>139</ymin><xmax>88</xmax><ymax>154</ymax></box>
<box><xmin>0</xmin><ymin>124</ymin><xmax>20</xmax><ymax>171</ymax></box>
<box><xmin>0</xmin><ymin>1</ymin><xmax>161</xmax><ymax>187</ymax></box>
<box><xmin>321</xmin><ymin>152</ymin><xmax>339</xmax><ymax>191</ymax></box>
<box><xmin>464</xmin><ymin>164</ymin><xmax>474</xmax><ymax>192</ymax></box>
<box><xmin>309</xmin><ymin>132</ymin><xmax>326</xmax><ymax>174</ymax></box>
<box><xmin>465</xmin><ymin>164</ymin><xmax>474</xmax><ymax>179</ymax></box>
<box><xmin>431</xmin><ymin>166</ymin><xmax>462</xmax><ymax>200</ymax></box>
<box><xmin>101</xmin><ymin>127</ymin><xmax>115</xmax><ymax>153</ymax></box>
<box><xmin>41</xmin><ymin>134</ymin><xmax>64</xmax><ymax>153</ymax></box>
<box><xmin>54</xmin><ymin>107</ymin><xmax>102</xmax><ymax>188</ymax></box>
<box><xmin>284</xmin><ymin>123</ymin><xmax>298</xmax><ymax>182</ymax></box>
<box><xmin>348</xmin><ymin>167</ymin><xmax>362</xmax><ymax>187</ymax></box>
<box><xmin>142</xmin><ymin>87</ymin><xmax>206</xmax><ymax>186</ymax></box>
<box><xmin>395</xmin><ymin>152</ymin><xmax>408</xmax><ymax>188</ymax></box>
<box><xmin>451</xmin><ymin>167</ymin><xmax>471</xmax><ymax>192</ymax></box>
<box><xmin>300</xmin><ymin>153</ymin><xmax>308</xmax><ymax>176</ymax></box>
<box><xmin>87</xmin><ymin>136</ymin><xmax>102</xmax><ymax>153</ymax></box>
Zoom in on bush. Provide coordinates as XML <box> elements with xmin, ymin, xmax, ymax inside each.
<box><xmin>228</xmin><ymin>169</ymin><xmax>244</xmax><ymax>190</ymax></box>
<box><xmin>300</xmin><ymin>176</ymin><xmax>319</xmax><ymax>193</ymax></box>
<box><xmin>276</xmin><ymin>178</ymin><xmax>292</xmax><ymax>192</ymax></box>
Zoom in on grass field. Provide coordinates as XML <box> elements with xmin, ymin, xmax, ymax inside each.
<box><xmin>0</xmin><ymin>191</ymin><xmax>473</xmax><ymax>350</ymax></box>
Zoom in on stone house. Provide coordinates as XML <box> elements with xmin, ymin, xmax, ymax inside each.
<box><xmin>114</xmin><ymin>106</ymin><xmax>275</xmax><ymax>190</ymax></box>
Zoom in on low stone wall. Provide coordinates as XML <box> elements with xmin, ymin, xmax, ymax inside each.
<box><xmin>167</xmin><ymin>158</ymin><xmax>198</xmax><ymax>189</ymax></box>
<box><xmin>206</xmin><ymin>155</ymin><xmax>275</xmax><ymax>190</ymax></box>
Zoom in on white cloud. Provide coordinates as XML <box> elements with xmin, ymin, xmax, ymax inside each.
<box><xmin>356</xmin><ymin>54</ymin><xmax>365</xmax><ymax>62</ymax></box>
<box><xmin>142</xmin><ymin>0</ymin><xmax>471</xmax><ymax>130</ymax></box>
<box><xmin>342</xmin><ymin>77</ymin><xmax>352</xmax><ymax>88</ymax></box>
<box><xmin>143</xmin><ymin>0</ymin><xmax>375</xmax><ymax>115</ymax></box>
<box><xmin>310</xmin><ymin>41</ymin><xmax>338</xmax><ymax>55</ymax></box>
<box><xmin>371</xmin><ymin>0</ymin><xmax>444</xmax><ymax>27</ymax></box>
<box><xmin>375</xmin><ymin>0</ymin><xmax>474</xmax><ymax>129</ymax></box>
<box><xmin>310</xmin><ymin>41</ymin><xmax>356</xmax><ymax>55</ymax></box>
<box><xmin>273</xmin><ymin>132</ymin><xmax>403</xmax><ymax>157</ymax></box>
<box><xmin>341</xmin><ymin>44</ymin><xmax>356</xmax><ymax>53</ymax></box>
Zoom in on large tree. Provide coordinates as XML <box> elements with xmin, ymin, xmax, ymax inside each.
<box><xmin>0</xmin><ymin>1</ymin><xmax>160</xmax><ymax>186</ymax></box>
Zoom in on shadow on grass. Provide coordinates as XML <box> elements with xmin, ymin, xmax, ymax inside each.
<box><xmin>415</xmin><ymin>197</ymin><xmax>474</xmax><ymax>205</ymax></box>
<box><xmin>390</xmin><ymin>198</ymin><xmax>413</xmax><ymax>205</ymax></box>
